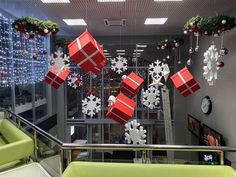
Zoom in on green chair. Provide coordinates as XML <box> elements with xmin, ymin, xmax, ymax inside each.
<box><xmin>0</xmin><ymin>119</ymin><xmax>34</xmax><ymax>166</ymax></box>
<box><xmin>62</xmin><ymin>161</ymin><xmax>236</xmax><ymax>177</ymax></box>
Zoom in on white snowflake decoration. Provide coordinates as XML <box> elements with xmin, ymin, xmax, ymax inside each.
<box><xmin>125</xmin><ymin>120</ymin><xmax>147</xmax><ymax>145</ymax></box>
<box><xmin>111</xmin><ymin>56</ymin><xmax>128</xmax><ymax>74</ymax></box>
<box><xmin>49</xmin><ymin>49</ymin><xmax>70</xmax><ymax>70</ymax></box>
<box><xmin>149</xmin><ymin>60</ymin><xmax>164</xmax><ymax>79</ymax></box>
<box><xmin>203</xmin><ymin>44</ymin><xmax>221</xmax><ymax>86</ymax></box>
<box><xmin>142</xmin><ymin>86</ymin><xmax>160</xmax><ymax>109</ymax></box>
<box><xmin>82</xmin><ymin>94</ymin><xmax>101</xmax><ymax>118</ymax></box>
<box><xmin>67</xmin><ymin>73</ymin><xmax>82</xmax><ymax>89</ymax></box>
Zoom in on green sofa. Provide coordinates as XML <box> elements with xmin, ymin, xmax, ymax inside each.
<box><xmin>0</xmin><ymin>119</ymin><xmax>34</xmax><ymax>166</ymax></box>
<box><xmin>62</xmin><ymin>162</ymin><xmax>236</xmax><ymax>177</ymax></box>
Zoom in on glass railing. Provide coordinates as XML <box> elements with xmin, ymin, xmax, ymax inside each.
<box><xmin>2</xmin><ymin>109</ymin><xmax>236</xmax><ymax>176</ymax></box>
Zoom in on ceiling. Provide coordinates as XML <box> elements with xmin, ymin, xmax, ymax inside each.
<box><xmin>1</xmin><ymin>0</ymin><xmax>236</xmax><ymax>37</ymax></box>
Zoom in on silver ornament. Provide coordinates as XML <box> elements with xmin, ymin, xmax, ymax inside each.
<box><xmin>187</xmin><ymin>59</ymin><xmax>193</xmax><ymax>65</ymax></box>
<box><xmin>184</xmin><ymin>30</ymin><xmax>188</xmax><ymax>34</ymax></box>
<box><xmin>189</xmin><ymin>48</ymin><xmax>193</xmax><ymax>54</ymax></box>
<box><xmin>221</xmin><ymin>19</ymin><xmax>226</xmax><ymax>24</ymax></box>
<box><xmin>161</xmin><ymin>46</ymin><xmax>165</xmax><ymax>50</ymax></box>
<box><xmin>195</xmin><ymin>46</ymin><xmax>199</xmax><ymax>52</ymax></box>
<box><xmin>166</xmin><ymin>55</ymin><xmax>170</xmax><ymax>59</ymax></box>
<box><xmin>175</xmin><ymin>43</ymin><xmax>180</xmax><ymax>47</ymax></box>
<box><xmin>178</xmin><ymin>60</ymin><xmax>182</xmax><ymax>64</ymax></box>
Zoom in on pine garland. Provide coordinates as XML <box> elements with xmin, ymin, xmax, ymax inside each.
<box><xmin>12</xmin><ymin>16</ymin><xmax>59</xmax><ymax>38</ymax></box>
<box><xmin>157</xmin><ymin>37</ymin><xmax>184</xmax><ymax>50</ymax></box>
<box><xmin>184</xmin><ymin>15</ymin><xmax>236</xmax><ymax>36</ymax></box>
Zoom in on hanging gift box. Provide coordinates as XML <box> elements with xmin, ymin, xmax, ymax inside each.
<box><xmin>84</xmin><ymin>59</ymin><xmax>106</xmax><ymax>75</ymax></box>
<box><xmin>170</xmin><ymin>67</ymin><xmax>200</xmax><ymax>97</ymax></box>
<box><xmin>106</xmin><ymin>93</ymin><xmax>136</xmax><ymax>125</ymax></box>
<box><xmin>44</xmin><ymin>65</ymin><xmax>71</xmax><ymax>89</ymax></box>
<box><xmin>68</xmin><ymin>31</ymin><xmax>106</xmax><ymax>74</ymax></box>
<box><xmin>120</xmin><ymin>72</ymin><xmax>144</xmax><ymax>98</ymax></box>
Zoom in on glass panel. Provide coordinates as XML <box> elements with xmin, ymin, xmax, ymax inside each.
<box><xmin>35</xmin><ymin>82</ymin><xmax>47</xmax><ymax>119</ymax></box>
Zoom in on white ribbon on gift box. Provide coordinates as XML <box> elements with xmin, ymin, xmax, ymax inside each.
<box><xmin>46</xmin><ymin>66</ymin><xmax>68</xmax><ymax>85</ymax></box>
<box><xmin>122</xmin><ymin>75</ymin><xmax>140</xmax><ymax>95</ymax></box>
<box><xmin>108</xmin><ymin>97</ymin><xmax>135</xmax><ymax>123</ymax></box>
<box><xmin>177</xmin><ymin>71</ymin><xmax>198</xmax><ymax>94</ymax></box>
<box><xmin>76</xmin><ymin>38</ymin><xmax>99</xmax><ymax>67</ymax></box>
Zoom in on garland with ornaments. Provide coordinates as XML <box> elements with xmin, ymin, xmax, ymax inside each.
<box><xmin>12</xmin><ymin>16</ymin><xmax>59</xmax><ymax>38</ymax></box>
<box><xmin>184</xmin><ymin>15</ymin><xmax>236</xmax><ymax>36</ymax></box>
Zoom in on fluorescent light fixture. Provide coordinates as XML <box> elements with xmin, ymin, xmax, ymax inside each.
<box><xmin>103</xmin><ymin>50</ymin><xmax>108</xmax><ymax>52</ymax></box>
<box><xmin>63</xmin><ymin>19</ymin><xmax>87</xmax><ymax>26</ymax></box>
<box><xmin>144</xmin><ymin>18</ymin><xmax>168</xmax><ymax>25</ymax></box>
<box><xmin>104</xmin><ymin>53</ymin><xmax>110</xmax><ymax>55</ymax></box>
<box><xmin>137</xmin><ymin>44</ymin><xmax>147</xmax><ymax>48</ymax></box>
<box><xmin>133</xmin><ymin>53</ymin><xmax>141</xmax><ymax>55</ymax></box>
<box><xmin>134</xmin><ymin>49</ymin><xmax>144</xmax><ymax>52</ymax></box>
<box><xmin>116</xmin><ymin>49</ymin><xmax>125</xmax><ymax>52</ymax></box>
<box><xmin>117</xmin><ymin>53</ymin><xmax>125</xmax><ymax>55</ymax></box>
<box><xmin>41</xmin><ymin>0</ymin><xmax>70</xmax><ymax>3</ymax></box>
<box><xmin>154</xmin><ymin>0</ymin><xmax>182</xmax><ymax>1</ymax></box>
<box><xmin>98</xmin><ymin>0</ymin><xmax>125</xmax><ymax>2</ymax></box>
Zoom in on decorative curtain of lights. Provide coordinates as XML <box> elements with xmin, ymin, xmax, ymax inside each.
<box><xmin>0</xmin><ymin>14</ymin><xmax>48</xmax><ymax>87</ymax></box>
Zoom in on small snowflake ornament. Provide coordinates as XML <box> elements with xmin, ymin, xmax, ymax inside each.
<box><xmin>125</xmin><ymin>120</ymin><xmax>147</xmax><ymax>145</ymax></box>
<box><xmin>82</xmin><ymin>94</ymin><xmax>101</xmax><ymax>118</ymax></box>
<box><xmin>203</xmin><ymin>44</ymin><xmax>221</xmax><ymax>86</ymax></box>
<box><xmin>67</xmin><ymin>72</ymin><xmax>83</xmax><ymax>89</ymax></box>
<box><xmin>111</xmin><ymin>56</ymin><xmax>128</xmax><ymax>74</ymax></box>
<box><xmin>49</xmin><ymin>49</ymin><xmax>70</xmax><ymax>70</ymax></box>
<box><xmin>149</xmin><ymin>60</ymin><xmax>164</xmax><ymax>79</ymax></box>
<box><xmin>142</xmin><ymin>86</ymin><xmax>160</xmax><ymax>109</ymax></box>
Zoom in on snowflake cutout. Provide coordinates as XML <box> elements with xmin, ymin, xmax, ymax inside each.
<box><xmin>49</xmin><ymin>49</ymin><xmax>70</xmax><ymax>70</ymax></box>
<box><xmin>149</xmin><ymin>60</ymin><xmax>164</xmax><ymax>79</ymax></box>
<box><xmin>82</xmin><ymin>94</ymin><xmax>101</xmax><ymax>118</ymax></box>
<box><xmin>142</xmin><ymin>86</ymin><xmax>160</xmax><ymax>109</ymax></box>
<box><xmin>111</xmin><ymin>56</ymin><xmax>128</xmax><ymax>74</ymax></box>
<box><xmin>203</xmin><ymin>44</ymin><xmax>220</xmax><ymax>86</ymax></box>
<box><xmin>125</xmin><ymin>120</ymin><xmax>147</xmax><ymax>145</ymax></box>
<box><xmin>67</xmin><ymin>73</ymin><xmax>83</xmax><ymax>89</ymax></box>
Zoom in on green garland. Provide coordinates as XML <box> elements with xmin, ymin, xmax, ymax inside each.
<box><xmin>54</xmin><ymin>38</ymin><xmax>72</xmax><ymax>47</ymax></box>
<box><xmin>12</xmin><ymin>16</ymin><xmax>59</xmax><ymax>38</ymax></box>
<box><xmin>184</xmin><ymin>15</ymin><xmax>236</xmax><ymax>35</ymax></box>
<box><xmin>157</xmin><ymin>37</ymin><xmax>184</xmax><ymax>50</ymax></box>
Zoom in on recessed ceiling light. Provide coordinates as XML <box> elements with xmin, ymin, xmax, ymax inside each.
<box><xmin>134</xmin><ymin>49</ymin><xmax>144</xmax><ymax>52</ymax></box>
<box><xmin>154</xmin><ymin>0</ymin><xmax>182</xmax><ymax>1</ymax></box>
<box><xmin>98</xmin><ymin>0</ymin><xmax>125</xmax><ymax>2</ymax></box>
<box><xmin>136</xmin><ymin>44</ymin><xmax>147</xmax><ymax>48</ymax></box>
<box><xmin>144</xmin><ymin>18</ymin><xmax>168</xmax><ymax>25</ymax></box>
<box><xmin>116</xmin><ymin>49</ymin><xmax>125</xmax><ymax>52</ymax></box>
<box><xmin>117</xmin><ymin>53</ymin><xmax>125</xmax><ymax>55</ymax></box>
<box><xmin>41</xmin><ymin>0</ymin><xmax>70</xmax><ymax>3</ymax></box>
<box><xmin>63</xmin><ymin>19</ymin><xmax>87</xmax><ymax>26</ymax></box>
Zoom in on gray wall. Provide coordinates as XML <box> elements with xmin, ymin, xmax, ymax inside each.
<box><xmin>185</xmin><ymin>29</ymin><xmax>236</xmax><ymax>163</ymax></box>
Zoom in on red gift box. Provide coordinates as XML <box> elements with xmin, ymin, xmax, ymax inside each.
<box><xmin>106</xmin><ymin>93</ymin><xmax>136</xmax><ymax>125</ymax></box>
<box><xmin>170</xmin><ymin>67</ymin><xmax>200</xmax><ymax>97</ymax></box>
<box><xmin>68</xmin><ymin>31</ymin><xmax>106</xmax><ymax>74</ymax></box>
<box><xmin>44</xmin><ymin>65</ymin><xmax>71</xmax><ymax>89</ymax></box>
<box><xmin>84</xmin><ymin>59</ymin><xmax>106</xmax><ymax>75</ymax></box>
<box><xmin>120</xmin><ymin>72</ymin><xmax>144</xmax><ymax>98</ymax></box>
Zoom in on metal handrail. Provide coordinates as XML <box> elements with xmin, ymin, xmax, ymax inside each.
<box><xmin>3</xmin><ymin>109</ymin><xmax>236</xmax><ymax>173</ymax></box>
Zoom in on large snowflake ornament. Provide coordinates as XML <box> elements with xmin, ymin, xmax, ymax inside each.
<box><xmin>203</xmin><ymin>44</ymin><xmax>221</xmax><ymax>86</ymax></box>
<box><xmin>82</xmin><ymin>94</ymin><xmax>101</xmax><ymax>118</ymax></box>
<box><xmin>125</xmin><ymin>120</ymin><xmax>147</xmax><ymax>145</ymax></box>
<box><xmin>67</xmin><ymin>73</ymin><xmax>83</xmax><ymax>89</ymax></box>
<box><xmin>111</xmin><ymin>56</ymin><xmax>128</xmax><ymax>74</ymax></box>
<box><xmin>49</xmin><ymin>49</ymin><xmax>70</xmax><ymax>70</ymax></box>
<box><xmin>142</xmin><ymin>86</ymin><xmax>160</xmax><ymax>109</ymax></box>
<box><xmin>149</xmin><ymin>60</ymin><xmax>164</xmax><ymax>79</ymax></box>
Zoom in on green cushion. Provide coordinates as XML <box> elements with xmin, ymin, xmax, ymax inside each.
<box><xmin>0</xmin><ymin>119</ymin><xmax>34</xmax><ymax>166</ymax></box>
<box><xmin>62</xmin><ymin>162</ymin><xmax>236</xmax><ymax>177</ymax></box>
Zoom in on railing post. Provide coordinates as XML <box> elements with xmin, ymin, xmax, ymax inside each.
<box><xmin>220</xmin><ymin>151</ymin><xmax>224</xmax><ymax>165</ymax></box>
<box><xmin>33</xmin><ymin>130</ymin><xmax>38</xmax><ymax>161</ymax></box>
<box><xmin>60</xmin><ymin>149</ymin><xmax>65</xmax><ymax>175</ymax></box>
<box><xmin>67</xmin><ymin>149</ymin><xmax>72</xmax><ymax>164</ymax></box>
<box><xmin>142</xmin><ymin>150</ymin><xmax>147</xmax><ymax>163</ymax></box>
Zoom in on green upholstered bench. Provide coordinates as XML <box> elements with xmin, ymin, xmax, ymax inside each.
<box><xmin>62</xmin><ymin>162</ymin><xmax>236</xmax><ymax>177</ymax></box>
<box><xmin>0</xmin><ymin>119</ymin><xmax>34</xmax><ymax>166</ymax></box>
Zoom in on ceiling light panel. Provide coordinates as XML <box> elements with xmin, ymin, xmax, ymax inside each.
<box><xmin>136</xmin><ymin>44</ymin><xmax>147</xmax><ymax>48</ymax></box>
<box><xmin>144</xmin><ymin>18</ymin><xmax>168</xmax><ymax>25</ymax></box>
<box><xmin>98</xmin><ymin>0</ymin><xmax>125</xmax><ymax>2</ymax></box>
<box><xmin>116</xmin><ymin>50</ymin><xmax>125</xmax><ymax>52</ymax></box>
<box><xmin>41</xmin><ymin>0</ymin><xmax>70</xmax><ymax>3</ymax></box>
<box><xmin>63</xmin><ymin>19</ymin><xmax>87</xmax><ymax>26</ymax></box>
<box><xmin>154</xmin><ymin>0</ymin><xmax>182</xmax><ymax>1</ymax></box>
<box><xmin>134</xmin><ymin>49</ymin><xmax>144</xmax><ymax>52</ymax></box>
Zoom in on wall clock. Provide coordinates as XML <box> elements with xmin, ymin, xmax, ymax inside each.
<box><xmin>201</xmin><ymin>96</ymin><xmax>212</xmax><ymax>114</ymax></box>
